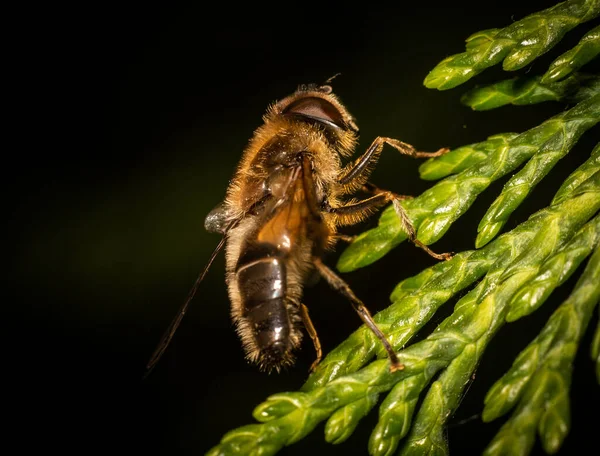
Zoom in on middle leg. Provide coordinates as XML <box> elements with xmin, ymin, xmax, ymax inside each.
<box><xmin>326</xmin><ymin>190</ymin><xmax>453</xmax><ymax>261</ymax></box>
<box><xmin>362</xmin><ymin>183</ymin><xmax>453</xmax><ymax>261</ymax></box>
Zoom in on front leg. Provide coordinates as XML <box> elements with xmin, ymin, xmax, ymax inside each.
<box><xmin>339</xmin><ymin>136</ymin><xmax>449</xmax><ymax>187</ymax></box>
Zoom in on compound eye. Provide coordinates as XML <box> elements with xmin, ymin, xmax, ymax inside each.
<box><xmin>283</xmin><ymin>97</ymin><xmax>345</xmax><ymax>129</ymax></box>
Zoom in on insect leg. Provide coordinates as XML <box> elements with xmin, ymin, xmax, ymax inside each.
<box><xmin>299</xmin><ymin>303</ymin><xmax>323</xmax><ymax>372</ymax></box>
<box><xmin>359</xmin><ymin>184</ymin><xmax>454</xmax><ymax>261</ymax></box>
<box><xmin>331</xmin><ymin>233</ymin><xmax>356</xmax><ymax>243</ymax></box>
<box><xmin>391</xmin><ymin>199</ymin><xmax>453</xmax><ymax>261</ymax></box>
<box><xmin>328</xmin><ymin>191</ymin><xmax>451</xmax><ymax>259</ymax></box>
<box><xmin>339</xmin><ymin>136</ymin><xmax>449</xmax><ymax>186</ymax></box>
<box><xmin>361</xmin><ymin>182</ymin><xmax>412</xmax><ymax>201</ymax></box>
<box><xmin>313</xmin><ymin>257</ymin><xmax>403</xmax><ymax>373</ymax></box>
<box><xmin>325</xmin><ymin>192</ymin><xmax>395</xmax><ymax>229</ymax></box>
<box><xmin>328</xmin><ymin>193</ymin><xmax>388</xmax><ymax>215</ymax></box>
<box><xmin>300</xmin><ymin>155</ymin><xmax>322</xmax><ymax>220</ymax></box>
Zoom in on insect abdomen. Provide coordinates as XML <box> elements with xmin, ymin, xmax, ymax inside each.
<box><xmin>236</xmin><ymin>253</ymin><xmax>297</xmax><ymax>369</ymax></box>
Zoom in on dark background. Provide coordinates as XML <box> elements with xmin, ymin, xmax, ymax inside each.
<box><xmin>11</xmin><ymin>1</ymin><xmax>598</xmax><ymax>455</ymax></box>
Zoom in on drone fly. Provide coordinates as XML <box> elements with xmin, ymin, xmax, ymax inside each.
<box><xmin>146</xmin><ymin>81</ymin><xmax>451</xmax><ymax>375</ymax></box>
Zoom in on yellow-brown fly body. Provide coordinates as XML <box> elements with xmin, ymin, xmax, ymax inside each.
<box><xmin>146</xmin><ymin>82</ymin><xmax>451</xmax><ymax>375</ymax></box>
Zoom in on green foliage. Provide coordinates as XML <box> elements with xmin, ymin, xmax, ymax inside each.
<box><xmin>209</xmin><ymin>196</ymin><xmax>599</xmax><ymax>456</ymax></box>
<box><xmin>336</xmin><ymin>95</ymin><xmax>599</xmax><ymax>270</ymax></box>
<box><xmin>543</xmin><ymin>25</ymin><xmax>600</xmax><ymax>83</ymax></box>
<box><xmin>423</xmin><ymin>0</ymin><xmax>600</xmax><ymax>90</ymax></box>
<box><xmin>474</xmin><ymin>99</ymin><xmax>598</xmax><ymax>248</ymax></box>
<box><xmin>483</xmin><ymin>246</ymin><xmax>600</xmax><ymax>455</ymax></box>
<box><xmin>208</xmin><ymin>2</ymin><xmax>599</xmax><ymax>455</ymax></box>
<box><xmin>461</xmin><ymin>73</ymin><xmax>599</xmax><ymax>110</ymax></box>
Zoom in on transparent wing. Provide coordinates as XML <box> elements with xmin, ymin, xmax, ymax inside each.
<box><xmin>144</xmin><ymin>235</ymin><xmax>227</xmax><ymax>378</ymax></box>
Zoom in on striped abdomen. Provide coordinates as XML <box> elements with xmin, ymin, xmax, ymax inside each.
<box><xmin>235</xmin><ymin>247</ymin><xmax>301</xmax><ymax>370</ymax></box>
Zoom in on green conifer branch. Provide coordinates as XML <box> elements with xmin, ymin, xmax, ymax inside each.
<box><xmin>507</xmin><ymin>213</ymin><xmax>600</xmax><ymax>321</ymax></box>
<box><xmin>398</xmin><ymin>344</ymin><xmax>479</xmax><ymax>456</ymax></box>
<box><xmin>475</xmin><ymin>112</ymin><xmax>599</xmax><ymax>248</ymax></box>
<box><xmin>308</xmin><ymin>169</ymin><xmax>599</xmax><ymax>390</ymax></box>
<box><xmin>207</xmin><ymin>184</ymin><xmax>600</xmax><ymax>456</ymax></box>
<box><xmin>542</xmin><ymin>24</ymin><xmax>600</xmax><ymax>83</ymax></box>
<box><xmin>368</xmin><ymin>211</ymin><xmax>599</xmax><ymax>456</ymax></box>
<box><xmin>208</xmin><ymin>3</ymin><xmax>600</xmax><ymax>455</ymax></box>
<box><xmin>367</xmin><ymin>372</ymin><xmax>427</xmax><ymax>455</ymax></box>
<box><xmin>325</xmin><ymin>393</ymin><xmax>379</xmax><ymax>444</ymax></box>
<box><xmin>424</xmin><ymin>0</ymin><xmax>600</xmax><ymax>90</ymax></box>
<box><xmin>419</xmin><ymin>133</ymin><xmax>519</xmax><ymax>180</ymax></box>
<box><xmin>208</xmin><ymin>339</ymin><xmax>463</xmax><ymax>456</ymax></box>
<box><xmin>552</xmin><ymin>142</ymin><xmax>600</xmax><ymax>204</ymax></box>
<box><xmin>461</xmin><ymin>73</ymin><xmax>599</xmax><ymax>111</ymax></box>
<box><xmin>337</xmin><ymin>95</ymin><xmax>600</xmax><ymax>272</ymax></box>
<box><xmin>482</xmin><ymin>246</ymin><xmax>600</xmax><ymax>455</ymax></box>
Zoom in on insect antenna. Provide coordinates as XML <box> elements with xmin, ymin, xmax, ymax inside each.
<box><xmin>314</xmin><ymin>73</ymin><xmax>342</xmax><ymax>94</ymax></box>
<box><xmin>324</xmin><ymin>72</ymin><xmax>342</xmax><ymax>84</ymax></box>
<box><xmin>144</xmin><ymin>235</ymin><xmax>227</xmax><ymax>378</ymax></box>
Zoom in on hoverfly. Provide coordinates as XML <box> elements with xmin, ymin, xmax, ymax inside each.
<box><xmin>146</xmin><ymin>81</ymin><xmax>450</xmax><ymax>375</ymax></box>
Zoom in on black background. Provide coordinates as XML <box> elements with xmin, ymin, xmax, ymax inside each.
<box><xmin>11</xmin><ymin>1</ymin><xmax>599</xmax><ymax>455</ymax></box>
